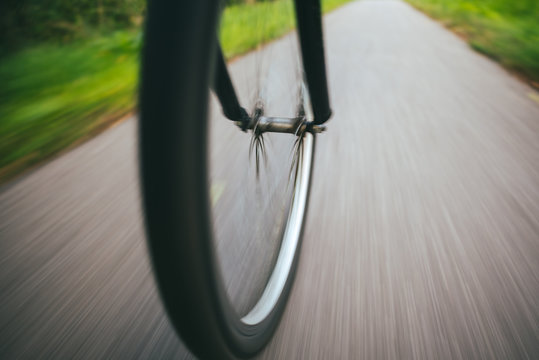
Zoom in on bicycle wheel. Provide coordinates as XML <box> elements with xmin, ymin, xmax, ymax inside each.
<box><xmin>140</xmin><ymin>1</ymin><xmax>323</xmax><ymax>358</ymax></box>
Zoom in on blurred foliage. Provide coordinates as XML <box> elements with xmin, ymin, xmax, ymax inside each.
<box><xmin>0</xmin><ymin>31</ymin><xmax>140</xmax><ymax>178</ymax></box>
<box><xmin>220</xmin><ymin>1</ymin><xmax>295</xmax><ymax>59</ymax></box>
<box><xmin>0</xmin><ymin>0</ymin><xmax>145</xmax><ymax>53</ymax></box>
<box><xmin>0</xmin><ymin>0</ymin><xmax>353</xmax><ymax>182</ymax></box>
<box><xmin>405</xmin><ymin>0</ymin><xmax>539</xmax><ymax>82</ymax></box>
<box><xmin>221</xmin><ymin>0</ymin><xmax>354</xmax><ymax>58</ymax></box>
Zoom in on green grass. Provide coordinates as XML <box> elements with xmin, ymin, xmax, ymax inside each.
<box><xmin>405</xmin><ymin>0</ymin><xmax>539</xmax><ymax>83</ymax></box>
<box><xmin>220</xmin><ymin>1</ymin><xmax>296</xmax><ymax>59</ymax></box>
<box><xmin>220</xmin><ymin>0</ymin><xmax>354</xmax><ymax>58</ymax></box>
<box><xmin>0</xmin><ymin>31</ymin><xmax>140</xmax><ymax>178</ymax></box>
<box><xmin>0</xmin><ymin>0</ymin><xmax>354</xmax><ymax>182</ymax></box>
<box><xmin>321</xmin><ymin>0</ymin><xmax>357</xmax><ymax>13</ymax></box>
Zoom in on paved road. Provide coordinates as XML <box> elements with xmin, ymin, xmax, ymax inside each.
<box><xmin>2</xmin><ymin>0</ymin><xmax>539</xmax><ymax>358</ymax></box>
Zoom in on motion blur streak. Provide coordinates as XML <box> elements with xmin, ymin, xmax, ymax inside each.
<box><xmin>1</xmin><ymin>0</ymin><xmax>539</xmax><ymax>359</ymax></box>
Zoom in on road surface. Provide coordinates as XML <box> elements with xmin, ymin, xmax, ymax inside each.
<box><xmin>1</xmin><ymin>0</ymin><xmax>539</xmax><ymax>358</ymax></box>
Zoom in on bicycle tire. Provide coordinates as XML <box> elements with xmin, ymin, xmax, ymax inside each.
<box><xmin>139</xmin><ymin>1</ymin><xmax>323</xmax><ymax>358</ymax></box>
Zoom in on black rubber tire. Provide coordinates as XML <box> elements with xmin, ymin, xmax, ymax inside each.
<box><xmin>139</xmin><ymin>1</ymin><xmax>320</xmax><ymax>358</ymax></box>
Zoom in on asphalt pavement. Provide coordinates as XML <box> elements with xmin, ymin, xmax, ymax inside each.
<box><xmin>1</xmin><ymin>0</ymin><xmax>539</xmax><ymax>358</ymax></box>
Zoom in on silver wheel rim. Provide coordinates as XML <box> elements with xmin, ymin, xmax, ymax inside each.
<box><xmin>241</xmin><ymin>83</ymin><xmax>314</xmax><ymax>326</ymax></box>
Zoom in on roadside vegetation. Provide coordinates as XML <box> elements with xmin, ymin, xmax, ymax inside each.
<box><xmin>0</xmin><ymin>0</ymin><xmax>353</xmax><ymax>182</ymax></box>
<box><xmin>405</xmin><ymin>0</ymin><xmax>539</xmax><ymax>84</ymax></box>
<box><xmin>222</xmin><ymin>0</ymin><xmax>351</xmax><ymax>58</ymax></box>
